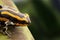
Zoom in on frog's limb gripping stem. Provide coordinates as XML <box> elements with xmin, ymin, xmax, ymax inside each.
<box><xmin>3</xmin><ymin>21</ymin><xmax>14</xmax><ymax>37</ymax></box>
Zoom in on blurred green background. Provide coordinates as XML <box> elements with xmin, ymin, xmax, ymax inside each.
<box><xmin>13</xmin><ymin>0</ymin><xmax>60</xmax><ymax>40</ymax></box>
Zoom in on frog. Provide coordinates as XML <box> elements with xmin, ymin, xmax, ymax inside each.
<box><xmin>0</xmin><ymin>5</ymin><xmax>31</xmax><ymax>26</ymax></box>
<box><xmin>0</xmin><ymin>5</ymin><xmax>31</xmax><ymax>37</ymax></box>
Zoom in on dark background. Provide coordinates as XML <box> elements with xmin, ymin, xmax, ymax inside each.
<box><xmin>13</xmin><ymin>0</ymin><xmax>60</xmax><ymax>40</ymax></box>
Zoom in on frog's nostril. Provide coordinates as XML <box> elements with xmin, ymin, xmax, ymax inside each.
<box><xmin>0</xmin><ymin>5</ymin><xmax>2</xmax><ymax>9</ymax></box>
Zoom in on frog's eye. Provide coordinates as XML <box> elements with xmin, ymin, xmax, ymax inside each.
<box><xmin>0</xmin><ymin>5</ymin><xmax>2</xmax><ymax>9</ymax></box>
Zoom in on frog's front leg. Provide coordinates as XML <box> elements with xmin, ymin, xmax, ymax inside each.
<box><xmin>3</xmin><ymin>21</ymin><xmax>14</xmax><ymax>37</ymax></box>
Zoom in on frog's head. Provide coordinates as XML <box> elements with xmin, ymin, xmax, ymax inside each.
<box><xmin>0</xmin><ymin>5</ymin><xmax>31</xmax><ymax>26</ymax></box>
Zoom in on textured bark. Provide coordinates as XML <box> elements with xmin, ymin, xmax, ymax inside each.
<box><xmin>0</xmin><ymin>0</ymin><xmax>35</xmax><ymax>40</ymax></box>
